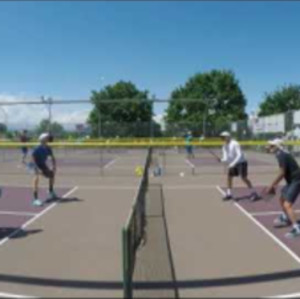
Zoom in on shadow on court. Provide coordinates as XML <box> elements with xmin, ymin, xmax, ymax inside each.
<box><xmin>0</xmin><ymin>228</ymin><xmax>43</xmax><ymax>240</ymax></box>
<box><xmin>0</xmin><ymin>269</ymin><xmax>300</xmax><ymax>290</ymax></box>
<box><xmin>44</xmin><ymin>197</ymin><xmax>83</xmax><ymax>204</ymax></box>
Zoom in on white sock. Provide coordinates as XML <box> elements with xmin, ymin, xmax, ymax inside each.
<box><xmin>226</xmin><ymin>189</ymin><xmax>232</xmax><ymax>196</ymax></box>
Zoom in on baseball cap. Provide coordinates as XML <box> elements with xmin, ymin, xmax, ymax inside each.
<box><xmin>38</xmin><ymin>133</ymin><xmax>49</xmax><ymax>142</ymax></box>
<box><xmin>267</xmin><ymin>138</ymin><xmax>284</xmax><ymax>149</ymax></box>
<box><xmin>220</xmin><ymin>131</ymin><xmax>231</xmax><ymax>137</ymax></box>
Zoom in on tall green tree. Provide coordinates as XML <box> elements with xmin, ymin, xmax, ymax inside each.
<box><xmin>88</xmin><ymin>80</ymin><xmax>160</xmax><ymax>137</ymax></box>
<box><xmin>36</xmin><ymin>119</ymin><xmax>65</xmax><ymax>138</ymax></box>
<box><xmin>259</xmin><ymin>84</ymin><xmax>300</xmax><ymax>116</ymax></box>
<box><xmin>165</xmin><ymin>70</ymin><xmax>247</xmax><ymax>136</ymax></box>
<box><xmin>0</xmin><ymin>123</ymin><xmax>7</xmax><ymax>134</ymax></box>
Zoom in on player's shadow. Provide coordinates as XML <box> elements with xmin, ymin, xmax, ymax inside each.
<box><xmin>45</xmin><ymin>197</ymin><xmax>83</xmax><ymax>204</ymax></box>
<box><xmin>0</xmin><ymin>228</ymin><xmax>43</xmax><ymax>240</ymax></box>
<box><xmin>233</xmin><ymin>195</ymin><xmax>251</xmax><ymax>202</ymax></box>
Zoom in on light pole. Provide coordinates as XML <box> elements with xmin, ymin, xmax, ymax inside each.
<box><xmin>0</xmin><ymin>106</ymin><xmax>8</xmax><ymax>138</ymax></box>
<box><xmin>98</xmin><ymin>77</ymin><xmax>105</xmax><ymax>139</ymax></box>
<box><xmin>0</xmin><ymin>106</ymin><xmax>8</xmax><ymax>128</ymax></box>
<box><xmin>202</xmin><ymin>108</ymin><xmax>207</xmax><ymax>138</ymax></box>
<box><xmin>202</xmin><ymin>96</ymin><xmax>210</xmax><ymax>138</ymax></box>
<box><xmin>202</xmin><ymin>96</ymin><xmax>216</xmax><ymax>138</ymax></box>
<box><xmin>41</xmin><ymin>96</ymin><xmax>53</xmax><ymax>133</ymax></box>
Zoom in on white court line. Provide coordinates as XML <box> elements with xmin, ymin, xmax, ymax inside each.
<box><xmin>0</xmin><ymin>184</ymin><xmax>75</xmax><ymax>189</ymax></box>
<box><xmin>164</xmin><ymin>185</ymin><xmax>218</xmax><ymax>190</ymax></box>
<box><xmin>251</xmin><ymin>210</ymin><xmax>300</xmax><ymax>217</ymax></box>
<box><xmin>104</xmin><ymin>157</ymin><xmax>119</xmax><ymax>169</ymax></box>
<box><xmin>185</xmin><ymin>159</ymin><xmax>195</xmax><ymax>168</ymax></box>
<box><xmin>267</xmin><ymin>292</ymin><xmax>300</xmax><ymax>298</ymax></box>
<box><xmin>77</xmin><ymin>185</ymin><xmax>137</xmax><ymax>190</ymax></box>
<box><xmin>0</xmin><ymin>211</ymin><xmax>37</xmax><ymax>217</ymax></box>
<box><xmin>72</xmin><ymin>184</ymin><xmax>220</xmax><ymax>190</ymax></box>
<box><xmin>216</xmin><ymin>185</ymin><xmax>300</xmax><ymax>265</ymax></box>
<box><xmin>160</xmin><ymin>165</ymin><xmax>195</xmax><ymax>168</ymax></box>
<box><xmin>0</xmin><ymin>186</ymin><xmax>78</xmax><ymax>247</ymax></box>
<box><xmin>0</xmin><ymin>292</ymin><xmax>36</xmax><ymax>298</ymax></box>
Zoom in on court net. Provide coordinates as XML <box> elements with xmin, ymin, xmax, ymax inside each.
<box><xmin>0</xmin><ymin>141</ymin><xmax>300</xmax><ymax>177</ymax></box>
<box><xmin>122</xmin><ymin>147</ymin><xmax>152</xmax><ymax>299</ymax></box>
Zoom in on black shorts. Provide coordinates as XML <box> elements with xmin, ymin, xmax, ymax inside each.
<box><xmin>21</xmin><ymin>147</ymin><xmax>28</xmax><ymax>154</ymax></box>
<box><xmin>36</xmin><ymin>164</ymin><xmax>54</xmax><ymax>179</ymax></box>
<box><xmin>186</xmin><ymin>145</ymin><xmax>193</xmax><ymax>154</ymax></box>
<box><xmin>281</xmin><ymin>181</ymin><xmax>300</xmax><ymax>204</ymax></box>
<box><xmin>229</xmin><ymin>161</ymin><xmax>248</xmax><ymax>178</ymax></box>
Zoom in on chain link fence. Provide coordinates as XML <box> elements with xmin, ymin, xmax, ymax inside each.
<box><xmin>230</xmin><ymin>110</ymin><xmax>299</xmax><ymax>141</ymax></box>
<box><xmin>1</xmin><ymin>97</ymin><xmax>300</xmax><ymax>141</ymax></box>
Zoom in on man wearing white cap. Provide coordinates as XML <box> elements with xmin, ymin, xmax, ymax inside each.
<box><xmin>219</xmin><ymin>131</ymin><xmax>259</xmax><ymax>201</ymax></box>
<box><xmin>265</xmin><ymin>138</ymin><xmax>300</xmax><ymax>238</ymax></box>
<box><xmin>30</xmin><ymin>133</ymin><xmax>57</xmax><ymax>206</ymax></box>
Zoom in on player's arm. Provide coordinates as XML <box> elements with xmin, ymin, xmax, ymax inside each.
<box><xmin>266</xmin><ymin>167</ymin><xmax>285</xmax><ymax>193</ymax></box>
<box><xmin>49</xmin><ymin>148</ymin><xmax>56</xmax><ymax>172</ymax></box>
<box><xmin>220</xmin><ymin>146</ymin><xmax>227</xmax><ymax>163</ymax></box>
<box><xmin>265</xmin><ymin>154</ymin><xmax>286</xmax><ymax>194</ymax></box>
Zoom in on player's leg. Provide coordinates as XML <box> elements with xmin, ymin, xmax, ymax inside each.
<box><xmin>223</xmin><ymin>171</ymin><xmax>234</xmax><ymax>200</ymax></box>
<box><xmin>186</xmin><ymin>145</ymin><xmax>192</xmax><ymax>159</ymax></box>
<box><xmin>23</xmin><ymin>147</ymin><xmax>28</xmax><ymax>163</ymax></box>
<box><xmin>21</xmin><ymin>147</ymin><xmax>26</xmax><ymax>164</ymax></box>
<box><xmin>282</xmin><ymin>182</ymin><xmax>300</xmax><ymax>238</ymax></box>
<box><xmin>48</xmin><ymin>171</ymin><xmax>57</xmax><ymax>199</ymax></box>
<box><xmin>32</xmin><ymin>172</ymin><xmax>43</xmax><ymax>206</ymax></box>
<box><xmin>273</xmin><ymin>189</ymin><xmax>292</xmax><ymax>228</ymax></box>
<box><xmin>190</xmin><ymin>146</ymin><xmax>195</xmax><ymax>159</ymax></box>
<box><xmin>185</xmin><ymin>145</ymin><xmax>189</xmax><ymax>158</ymax></box>
<box><xmin>239</xmin><ymin>162</ymin><xmax>260</xmax><ymax>201</ymax></box>
<box><xmin>42</xmin><ymin>167</ymin><xmax>57</xmax><ymax>200</ymax></box>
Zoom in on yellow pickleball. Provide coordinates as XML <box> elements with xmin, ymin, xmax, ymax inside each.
<box><xmin>135</xmin><ymin>165</ymin><xmax>143</xmax><ymax>177</ymax></box>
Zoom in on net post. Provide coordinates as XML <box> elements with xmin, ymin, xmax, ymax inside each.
<box><xmin>191</xmin><ymin>166</ymin><xmax>195</xmax><ymax>176</ymax></box>
<box><xmin>162</xmin><ymin>146</ymin><xmax>166</xmax><ymax>176</ymax></box>
<box><xmin>2</xmin><ymin>146</ymin><xmax>5</xmax><ymax>162</ymax></box>
<box><xmin>122</xmin><ymin>227</ymin><xmax>132</xmax><ymax>298</ymax></box>
<box><xmin>100</xmin><ymin>145</ymin><xmax>104</xmax><ymax>177</ymax></box>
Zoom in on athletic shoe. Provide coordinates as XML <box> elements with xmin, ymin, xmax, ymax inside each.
<box><xmin>249</xmin><ymin>193</ymin><xmax>261</xmax><ymax>202</ymax></box>
<box><xmin>47</xmin><ymin>191</ymin><xmax>58</xmax><ymax>200</ymax></box>
<box><xmin>285</xmin><ymin>227</ymin><xmax>300</xmax><ymax>239</ymax></box>
<box><xmin>273</xmin><ymin>214</ymin><xmax>291</xmax><ymax>228</ymax></box>
<box><xmin>32</xmin><ymin>199</ymin><xmax>43</xmax><ymax>207</ymax></box>
<box><xmin>223</xmin><ymin>194</ymin><xmax>233</xmax><ymax>201</ymax></box>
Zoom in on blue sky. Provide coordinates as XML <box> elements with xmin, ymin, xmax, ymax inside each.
<box><xmin>0</xmin><ymin>1</ymin><xmax>300</xmax><ymax>126</ymax></box>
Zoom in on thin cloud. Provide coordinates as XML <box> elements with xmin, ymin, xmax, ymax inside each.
<box><xmin>0</xmin><ymin>94</ymin><xmax>91</xmax><ymax>131</ymax></box>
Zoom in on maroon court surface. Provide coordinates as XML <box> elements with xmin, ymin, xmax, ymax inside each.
<box><xmin>219</xmin><ymin>185</ymin><xmax>300</xmax><ymax>266</ymax></box>
<box><xmin>0</xmin><ymin>186</ymin><xmax>71</xmax><ymax>240</ymax></box>
<box><xmin>189</xmin><ymin>157</ymin><xmax>272</xmax><ymax>166</ymax></box>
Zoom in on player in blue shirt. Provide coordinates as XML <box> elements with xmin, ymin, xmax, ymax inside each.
<box><xmin>185</xmin><ymin>131</ymin><xmax>195</xmax><ymax>159</ymax></box>
<box><xmin>30</xmin><ymin>133</ymin><xmax>57</xmax><ymax>206</ymax></box>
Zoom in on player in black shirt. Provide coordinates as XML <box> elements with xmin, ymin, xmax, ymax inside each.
<box><xmin>264</xmin><ymin>139</ymin><xmax>300</xmax><ymax>239</ymax></box>
<box><xmin>20</xmin><ymin>130</ymin><xmax>29</xmax><ymax>164</ymax></box>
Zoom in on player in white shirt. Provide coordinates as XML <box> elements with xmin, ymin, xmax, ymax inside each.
<box><xmin>219</xmin><ymin>131</ymin><xmax>260</xmax><ymax>201</ymax></box>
